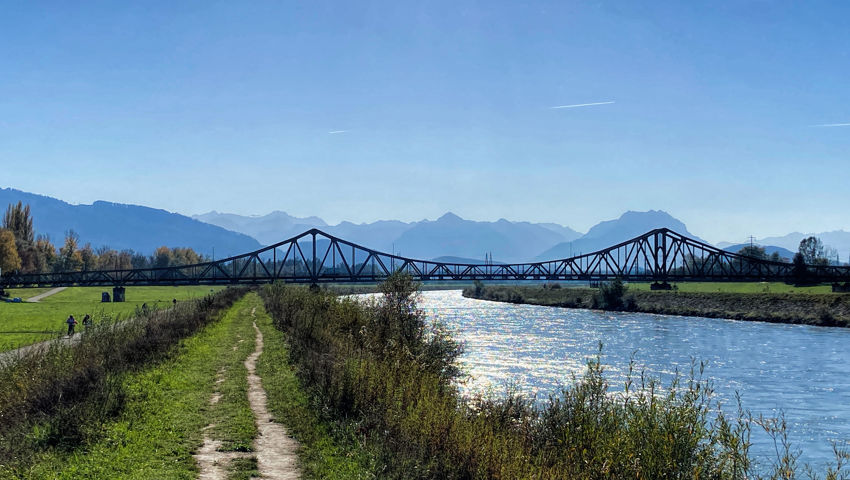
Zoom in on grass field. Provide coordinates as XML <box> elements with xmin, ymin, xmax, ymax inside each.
<box><xmin>16</xmin><ymin>294</ymin><xmax>255</xmax><ymax>478</ymax></box>
<box><xmin>0</xmin><ymin>286</ymin><xmax>223</xmax><ymax>352</ymax></box>
<box><xmin>626</xmin><ymin>281</ymin><xmax>834</xmax><ymax>294</ymax></box>
<box><xmin>2</xmin><ymin>287</ymin><xmax>57</xmax><ymax>300</ymax></box>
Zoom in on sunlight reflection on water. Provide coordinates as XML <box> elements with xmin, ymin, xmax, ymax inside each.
<box><xmin>412</xmin><ymin>290</ymin><xmax>850</xmax><ymax>470</ymax></box>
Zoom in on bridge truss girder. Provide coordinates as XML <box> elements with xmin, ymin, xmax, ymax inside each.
<box><xmin>2</xmin><ymin>228</ymin><xmax>850</xmax><ymax>288</ymax></box>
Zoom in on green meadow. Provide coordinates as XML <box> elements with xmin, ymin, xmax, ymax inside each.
<box><xmin>0</xmin><ymin>286</ymin><xmax>223</xmax><ymax>352</ymax></box>
<box><xmin>626</xmin><ymin>281</ymin><xmax>834</xmax><ymax>294</ymax></box>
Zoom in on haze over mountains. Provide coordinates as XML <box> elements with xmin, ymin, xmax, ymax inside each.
<box><xmin>193</xmin><ymin>210</ymin><xmax>582</xmax><ymax>263</ymax></box>
<box><xmin>722</xmin><ymin>244</ymin><xmax>796</xmax><ymax>260</ymax></box>
<box><xmin>3</xmin><ymin>187</ymin><xmax>849</xmax><ymax>263</ymax></box>
<box><xmin>536</xmin><ymin>210</ymin><xmax>703</xmax><ymax>260</ymax></box>
<box><xmin>718</xmin><ymin>232</ymin><xmax>850</xmax><ymax>262</ymax></box>
<box><xmin>0</xmin><ymin>188</ymin><xmax>260</xmax><ymax>257</ymax></box>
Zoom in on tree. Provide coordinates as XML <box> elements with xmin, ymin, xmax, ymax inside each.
<box><xmin>798</xmin><ymin>236</ymin><xmax>825</xmax><ymax>264</ymax></box>
<box><xmin>738</xmin><ymin>245</ymin><xmax>767</xmax><ymax>260</ymax></box>
<box><xmin>79</xmin><ymin>243</ymin><xmax>97</xmax><ymax>271</ymax></box>
<box><xmin>57</xmin><ymin>230</ymin><xmax>83</xmax><ymax>271</ymax></box>
<box><xmin>152</xmin><ymin>246</ymin><xmax>174</xmax><ymax>268</ymax></box>
<box><xmin>2</xmin><ymin>202</ymin><xmax>36</xmax><ymax>272</ymax></box>
<box><xmin>130</xmin><ymin>251</ymin><xmax>149</xmax><ymax>269</ymax></box>
<box><xmin>34</xmin><ymin>235</ymin><xmax>56</xmax><ymax>272</ymax></box>
<box><xmin>792</xmin><ymin>252</ymin><xmax>808</xmax><ymax>285</ymax></box>
<box><xmin>823</xmin><ymin>246</ymin><xmax>840</xmax><ymax>266</ymax></box>
<box><xmin>0</xmin><ymin>229</ymin><xmax>21</xmax><ymax>275</ymax></box>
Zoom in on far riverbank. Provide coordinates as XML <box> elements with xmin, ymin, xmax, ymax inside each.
<box><xmin>463</xmin><ymin>284</ymin><xmax>850</xmax><ymax>328</ymax></box>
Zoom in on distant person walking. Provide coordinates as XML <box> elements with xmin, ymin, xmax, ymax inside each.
<box><xmin>66</xmin><ymin>315</ymin><xmax>77</xmax><ymax>337</ymax></box>
<box><xmin>82</xmin><ymin>314</ymin><xmax>92</xmax><ymax>332</ymax></box>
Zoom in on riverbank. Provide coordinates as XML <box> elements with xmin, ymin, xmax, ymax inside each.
<box><xmin>259</xmin><ymin>274</ymin><xmax>837</xmax><ymax>478</ymax></box>
<box><xmin>463</xmin><ymin>284</ymin><xmax>850</xmax><ymax>327</ymax></box>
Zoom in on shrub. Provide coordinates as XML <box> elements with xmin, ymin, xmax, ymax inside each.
<box><xmin>258</xmin><ymin>275</ymin><xmax>817</xmax><ymax>479</ymax></box>
<box><xmin>473</xmin><ymin>280</ymin><xmax>485</xmax><ymax>296</ymax></box>
<box><xmin>592</xmin><ymin>278</ymin><xmax>628</xmax><ymax>310</ymax></box>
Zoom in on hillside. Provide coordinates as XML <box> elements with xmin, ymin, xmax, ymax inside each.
<box><xmin>193</xmin><ymin>211</ymin><xmax>327</xmax><ymax>246</ymax></box>
<box><xmin>757</xmin><ymin>231</ymin><xmax>850</xmax><ymax>258</ymax></box>
<box><xmin>537</xmin><ymin>210</ymin><xmax>703</xmax><ymax>260</ymax></box>
<box><xmin>723</xmin><ymin>243</ymin><xmax>795</xmax><ymax>260</ymax></box>
<box><xmin>194</xmin><ymin>211</ymin><xmax>581</xmax><ymax>262</ymax></box>
<box><xmin>0</xmin><ymin>188</ymin><xmax>261</xmax><ymax>257</ymax></box>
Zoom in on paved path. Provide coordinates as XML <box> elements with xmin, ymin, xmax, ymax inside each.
<box><xmin>0</xmin><ymin>330</ymin><xmax>80</xmax><ymax>363</ymax></box>
<box><xmin>27</xmin><ymin>287</ymin><xmax>67</xmax><ymax>303</ymax></box>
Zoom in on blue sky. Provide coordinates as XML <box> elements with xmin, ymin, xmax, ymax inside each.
<box><xmin>1</xmin><ymin>1</ymin><xmax>848</xmax><ymax>243</ymax></box>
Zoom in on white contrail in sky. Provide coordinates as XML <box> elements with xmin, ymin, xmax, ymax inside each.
<box><xmin>810</xmin><ymin>123</ymin><xmax>850</xmax><ymax>127</ymax></box>
<box><xmin>550</xmin><ymin>101</ymin><xmax>615</xmax><ymax>109</ymax></box>
<box><xmin>328</xmin><ymin>130</ymin><xmax>349</xmax><ymax>134</ymax></box>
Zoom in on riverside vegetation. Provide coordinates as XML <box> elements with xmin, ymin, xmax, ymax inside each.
<box><xmin>0</xmin><ymin>287</ymin><xmax>247</xmax><ymax>476</ymax></box>
<box><xmin>3</xmin><ymin>277</ymin><xmax>847</xmax><ymax>478</ymax></box>
<box><xmin>464</xmin><ymin>281</ymin><xmax>850</xmax><ymax>328</ymax></box>
<box><xmin>261</xmin><ymin>273</ymin><xmax>849</xmax><ymax>478</ymax></box>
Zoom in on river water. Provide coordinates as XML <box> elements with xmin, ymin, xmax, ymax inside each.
<box><xmin>417</xmin><ymin>290</ymin><xmax>850</xmax><ymax>470</ymax></box>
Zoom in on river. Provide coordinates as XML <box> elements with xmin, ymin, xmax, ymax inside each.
<box><xmin>417</xmin><ymin>290</ymin><xmax>850</xmax><ymax>470</ymax></box>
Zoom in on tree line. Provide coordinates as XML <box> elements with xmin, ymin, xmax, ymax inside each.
<box><xmin>0</xmin><ymin>202</ymin><xmax>209</xmax><ymax>276</ymax></box>
<box><xmin>738</xmin><ymin>237</ymin><xmax>841</xmax><ymax>266</ymax></box>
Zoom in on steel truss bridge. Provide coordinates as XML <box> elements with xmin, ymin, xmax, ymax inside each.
<box><xmin>2</xmin><ymin>228</ymin><xmax>849</xmax><ymax>289</ymax></box>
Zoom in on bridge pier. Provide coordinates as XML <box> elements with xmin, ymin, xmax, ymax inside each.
<box><xmin>113</xmin><ymin>286</ymin><xmax>126</xmax><ymax>302</ymax></box>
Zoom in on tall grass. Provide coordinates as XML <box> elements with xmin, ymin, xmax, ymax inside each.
<box><xmin>260</xmin><ymin>274</ymin><xmax>835</xmax><ymax>479</ymax></box>
<box><xmin>0</xmin><ymin>286</ymin><xmax>247</xmax><ymax>472</ymax></box>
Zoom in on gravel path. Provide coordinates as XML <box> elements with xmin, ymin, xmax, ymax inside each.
<box><xmin>26</xmin><ymin>287</ymin><xmax>67</xmax><ymax>303</ymax></box>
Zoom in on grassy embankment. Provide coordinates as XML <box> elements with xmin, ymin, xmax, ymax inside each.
<box><xmin>0</xmin><ymin>286</ymin><xmax>223</xmax><ymax>352</ymax></box>
<box><xmin>2</xmin><ymin>290</ymin><xmax>373</xmax><ymax>479</ymax></box>
<box><xmin>0</xmin><ymin>287</ymin><xmax>245</xmax><ymax>477</ymax></box>
<box><xmin>628</xmin><ymin>281</ymin><xmax>834</xmax><ymax>294</ymax></box>
<box><xmin>257</xmin><ymin>275</ymin><xmax>846</xmax><ymax>479</ymax></box>
<box><xmin>465</xmin><ymin>283</ymin><xmax>850</xmax><ymax>327</ymax></box>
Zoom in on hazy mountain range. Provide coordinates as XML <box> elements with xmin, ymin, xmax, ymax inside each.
<box><xmin>722</xmin><ymin>244</ymin><xmax>796</xmax><ymax>260</ymax></box>
<box><xmin>3</xmin><ymin>187</ymin><xmax>848</xmax><ymax>263</ymax></box>
<box><xmin>194</xmin><ymin>209</ymin><xmax>712</xmax><ymax>263</ymax></box>
<box><xmin>535</xmin><ymin>210</ymin><xmax>703</xmax><ymax>260</ymax></box>
<box><xmin>719</xmin><ymin>232</ymin><xmax>850</xmax><ymax>262</ymax></box>
<box><xmin>0</xmin><ymin>188</ymin><xmax>261</xmax><ymax>257</ymax></box>
<box><xmin>193</xmin><ymin>210</ymin><xmax>582</xmax><ymax>263</ymax></box>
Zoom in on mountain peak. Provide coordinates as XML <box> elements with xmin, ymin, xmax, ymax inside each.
<box><xmin>437</xmin><ymin>212</ymin><xmax>463</xmax><ymax>222</ymax></box>
<box><xmin>536</xmin><ymin>209</ymin><xmax>700</xmax><ymax>260</ymax></box>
